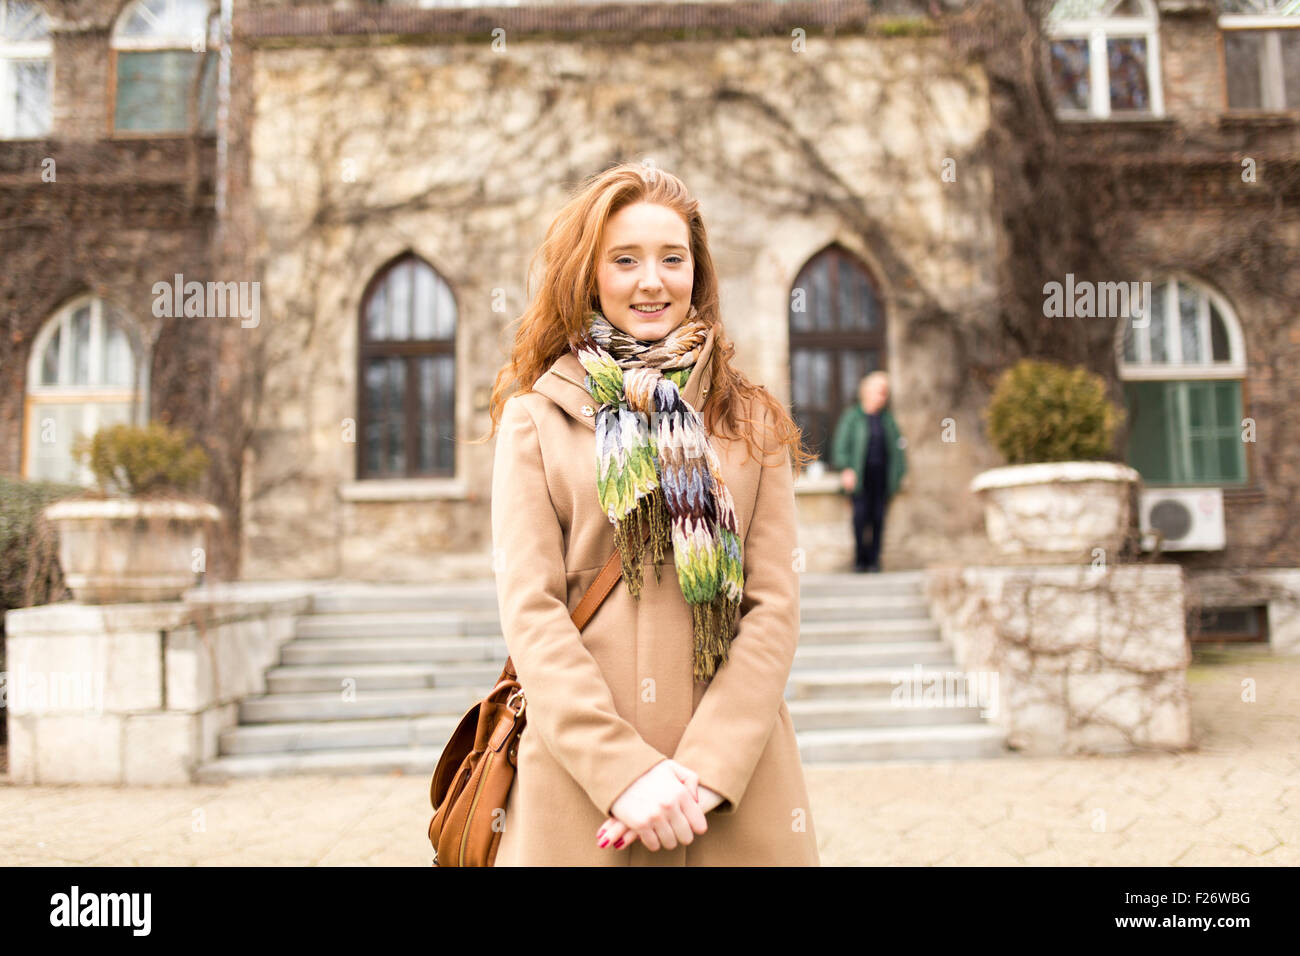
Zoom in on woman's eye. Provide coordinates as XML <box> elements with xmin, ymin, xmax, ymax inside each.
<box><xmin>615</xmin><ymin>255</ymin><xmax>685</xmax><ymax>265</ymax></box>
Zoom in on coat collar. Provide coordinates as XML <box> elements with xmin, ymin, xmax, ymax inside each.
<box><xmin>532</xmin><ymin>322</ymin><xmax>717</xmax><ymax>431</ymax></box>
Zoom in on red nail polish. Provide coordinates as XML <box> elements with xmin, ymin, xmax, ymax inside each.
<box><xmin>614</xmin><ymin>837</ymin><xmax>625</xmax><ymax>848</ymax></box>
<box><xmin>598</xmin><ymin>838</ymin><xmax>609</xmax><ymax>847</ymax></box>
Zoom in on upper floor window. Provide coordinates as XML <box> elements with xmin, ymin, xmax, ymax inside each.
<box><xmin>1117</xmin><ymin>277</ymin><xmax>1248</xmax><ymax>486</ymax></box>
<box><xmin>357</xmin><ymin>253</ymin><xmax>458</xmax><ymax>479</ymax></box>
<box><xmin>0</xmin><ymin>0</ymin><xmax>51</xmax><ymax>138</ymax></box>
<box><xmin>1219</xmin><ymin>1</ymin><xmax>1300</xmax><ymax>111</ymax></box>
<box><xmin>1047</xmin><ymin>0</ymin><xmax>1165</xmax><ymax>119</ymax></box>
<box><xmin>24</xmin><ymin>295</ymin><xmax>149</xmax><ymax>484</ymax></box>
<box><xmin>111</xmin><ymin>0</ymin><xmax>217</xmax><ymax>134</ymax></box>
<box><xmin>788</xmin><ymin>245</ymin><xmax>887</xmax><ymax>463</ymax></box>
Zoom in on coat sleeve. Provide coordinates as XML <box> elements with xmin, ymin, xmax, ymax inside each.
<box><xmin>492</xmin><ymin>395</ymin><xmax>669</xmax><ymax>817</ymax></box>
<box><xmin>828</xmin><ymin>407</ymin><xmax>848</xmax><ymax>471</ymax></box>
<box><xmin>897</xmin><ymin>422</ymin><xmax>908</xmax><ymax>482</ymax></box>
<box><xmin>671</xmin><ymin>403</ymin><xmax>800</xmax><ymax>815</ymax></box>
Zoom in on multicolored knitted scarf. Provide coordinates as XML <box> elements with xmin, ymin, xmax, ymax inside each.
<box><xmin>571</xmin><ymin>310</ymin><xmax>743</xmax><ymax>681</ymax></box>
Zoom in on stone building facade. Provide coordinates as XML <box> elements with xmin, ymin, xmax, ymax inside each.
<box><xmin>3</xmin><ymin>1</ymin><xmax>1298</xmax><ymax>639</ymax></box>
<box><xmin>229</xmin><ymin>0</ymin><xmax>999</xmax><ymax>581</ymax></box>
<box><xmin>1</xmin><ymin>0</ymin><xmax>219</xmax><ymax>492</ymax></box>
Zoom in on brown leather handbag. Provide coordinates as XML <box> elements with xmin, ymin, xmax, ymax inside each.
<box><xmin>427</xmin><ymin>530</ymin><xmax>645</xmax><ymax>866</ymax></box>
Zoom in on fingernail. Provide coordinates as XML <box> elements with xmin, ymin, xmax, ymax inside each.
<box><xmin>598</xmin><ymin>838</ymin><xmax>609</xmax><ymax>847</ymax></box>
<box><xmin>614</xmin><ymin>838</ymin><xmax>625</xmax><ymax>848</ymax></box>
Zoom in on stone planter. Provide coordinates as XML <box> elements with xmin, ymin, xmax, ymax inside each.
<box><xmin>970</xmin><ymin>461</ymin><xmax>1139</xmax><ymax>562</ymax></box>
<box><xmin>43</xmin><ymin>497</ymin><xmax>223</xmax><ymax>603</ymax></box>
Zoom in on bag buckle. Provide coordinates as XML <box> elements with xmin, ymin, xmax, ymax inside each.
<box><xmin>506</xmin><ymin>688</ymin><xmax>526</xmax><ymax>716</ymax></box>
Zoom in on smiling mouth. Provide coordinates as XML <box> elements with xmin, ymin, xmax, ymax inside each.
<box><xmin>630</xmin><ymin>303</ymin><xmax>669</xmax><ymax>314</ymax></box>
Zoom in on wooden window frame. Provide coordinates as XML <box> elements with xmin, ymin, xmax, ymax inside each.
<box><xmin>355</xmin><ymin>253</ymin><xmax>458</xmax><ymax>481</ymax></box>
<box><xmin>788</xmin><ymin>244</ymin><xmax>887</xmax><ymax>464</ymax></box>
<box><xmin>1218</xmin><ymin>6</ymin><xmax>1300</xmax><ymax>114</ymax></box>
<box><xmin>108</xmin><ymin>0</ymin><xmax>218</xmax><ymax>138</ymax></box>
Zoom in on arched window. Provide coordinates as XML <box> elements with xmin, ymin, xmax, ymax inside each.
<box><xmin>1047</xmin><ymin>0</ymin><xmax>1164</xmax><ymax>119</ymax></box>
<box><xmin>788</xmin><ymin>245</ymin><xmax>886</xmax><ymax>462</ymax></box>
<box><xmin>357</xmin><ymin>253</ymin><xmax>457</xmax><ymax>479</ymax></box>
<box><xmin>24</xmin><ymin>295</ymin><xmax>149</xmax><ymax>483</ymax></box>
<box><xmin>1219</xmin><ymin>1</ymin><xmax>1300</xmax><ymax>111</ymax></box>
<box><xmin>1117</xmin><ymin>276</ymin><xmax>1247</xmax><ymax>485</ymax></box>
<box><xmin>111</xmin><ymin>0</ymin><xmax>217</xmax><ymax>133</ymax></box>
<box><xmin>0</xmin><ymin>0</ymin><xmax>51</xmax><ymax>138</ymax></box>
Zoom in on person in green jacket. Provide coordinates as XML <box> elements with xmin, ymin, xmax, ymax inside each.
<box><xmin>829</xmin><ymin>371</ymin><xmax>907</xmax><ymax>572</ymax></box>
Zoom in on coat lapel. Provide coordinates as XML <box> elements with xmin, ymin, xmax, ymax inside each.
<box><xmin>531</xmin><ymin>322</ymin><xmax>717</xmax><ymax>430</ymax></box>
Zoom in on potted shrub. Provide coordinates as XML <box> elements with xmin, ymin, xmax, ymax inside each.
<box><xmin>971</xmin><ymin>359</ymin><xmax>1138</xmax><ymax>561</ymax></box>
<box><xmin>42</xmin><ymin>422</ymin><xmax>222</xmax><ymax>603</ymax></box>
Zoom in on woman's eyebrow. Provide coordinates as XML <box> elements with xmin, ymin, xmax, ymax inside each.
<box><xmin>608</xmin><ymin>243</ymin><xmax>689</xmax><ymax>254</ymax></box>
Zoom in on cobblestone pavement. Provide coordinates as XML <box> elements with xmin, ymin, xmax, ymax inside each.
<box><xmin>1</xmin><ymin>646</ymin><xmax>1296</xmax><ymax>866</ymax></box>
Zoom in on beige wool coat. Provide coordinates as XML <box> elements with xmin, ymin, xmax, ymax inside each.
<box><xmin>490</xmin><ymin>323</ymin><xmax>820</xmax><ymax>866</ymax></box>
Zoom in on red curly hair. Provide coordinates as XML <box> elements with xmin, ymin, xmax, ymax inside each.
<box><xmin>475</xmin><ymin>161</ymin><xmax>811</xmax><ymax>470</ymax></box>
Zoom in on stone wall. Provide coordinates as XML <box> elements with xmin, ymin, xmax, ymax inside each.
<box><xmin>236</xmin><ymin>23</ymin><xmax>1000</xmax><ymax>578</ymax></box>
<box><xmin>925</xmin><ymin>563</ymin><xmax>1192</xmax><ymax>756</ymax></box>
<box><xmin>3</xmin><ymin>586</ymin><xmax>308</xmax><ymax>784</ymax></box>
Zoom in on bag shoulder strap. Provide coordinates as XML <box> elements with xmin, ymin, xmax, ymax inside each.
<box><xmin>501</xmin><ymin>521</ymin><xmax>651</xmax><ymax>682</ymax></box>
<box><xmin>570</xmin><ymin>536</ymin><xmax>630</xmax><ymax>631</ymax></box>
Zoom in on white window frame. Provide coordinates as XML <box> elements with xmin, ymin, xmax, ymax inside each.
<box><xmin>24</xmin><ymin>295</ymin><xmax>150</xmax><ymax>484</ymax></box>
<box><xmin>113</xmin><ymin>0</ymin><xmax>218</xmax><ymax>51</ymax></box>
<box><xmin>0</xmin><ymin>0</ymin><xmax>52</xmax><ymax>139</ymax></box>
<box><xmin>1047</xmin><ymin>0</ymin><xmax>1166</xmax><ymax>120</ymax></box>
<box><xmin>1116</xmin><ymin>275</ymin><xmax>1247</xmax><ymax>381</ymax></box>
<box><xmin>1218</xmin><ymin>2</ymin><xmax>1300</xmax><ymax>111</ymax></box>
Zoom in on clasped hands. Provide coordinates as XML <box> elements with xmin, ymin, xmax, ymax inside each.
<box><xmin>596</xmin><ymin>758</ymin><xmax>724</xmax><ymax>852</ymax></box>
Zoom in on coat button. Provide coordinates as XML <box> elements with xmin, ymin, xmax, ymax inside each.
<box><xmin>581</xmin><ymin>404</ymin><xmax>594</xmax><ymax>416</ymax></box>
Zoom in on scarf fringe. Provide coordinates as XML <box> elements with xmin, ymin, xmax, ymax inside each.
<box><xmin>615</xmin><ymin>485</ymin><xmax>672</xmax><ymax>600</ymax></box>
<box><xmin>691</xmin><ymin>595</ymin><xmax>741</xmax><ymax>682</ymax></box>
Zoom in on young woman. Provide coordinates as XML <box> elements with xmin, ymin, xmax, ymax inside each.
<box><xmin>481</xmin><ymin>162</ymin><xmax>820</xmax><ymax>866</ymax></box>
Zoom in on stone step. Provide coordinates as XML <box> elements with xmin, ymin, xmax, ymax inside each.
<box><xmin>194</xmin><ymin>746</ymin><xmax>443</xmax><ymax>782</ymax></box>
<box><xmin>786</xmin><ymin>697</ymin><xmax>988</xmax><ymax>731</ymax></box>
<box><xmin>265</xmin><ymin>661</ymin><xmax>505</xmax><ymax>694</ymax></box>
<box><xmin>798</xmin><ymin>594</ymin><xmax>932</xmax><ymax>621</ymax></box>
<box><xmin>293</xmin><ymin>610</ymin><xmax>502</xmax><ymax>640</ymax></box>
<box><xmin>294</xmin><ymin>586</ymin><xmax>933</xmax><ymax>635</ymax></box>
<box><xmin>793</xmin><ymin>641</ymin><xmax>955</xmax><ymax>669</ymax></box>
<box><xmin>797</xmin><ymin>571</ymin><xmax>926</xmax><ymax>597</ymax></box>
<box><xmin>198</xmin><ymin>723</ymin><xmax>1007</xmax><ymax>780</ymax></box>
<box><xmin>219</xmin><ymin>715</ymin><xmax>462</xmax><ymax>755</ymax></box>
<box><xmin>280</xmin><ymin>636</ymin><xmax>507</xmax><ymax>666</ymax></box>
<box><xmin>797</xmin><ymin>618</ymin><xmax>943</xmax><ymax>644</ymax></box>
<box><xmin>309</xmin><ymin>586</ymin><xmax>500</xmax><ymax>615</ymax></box>
<box><xmin>797</xmin><ymin>723</ymin><xmax>1009</xmax><ymax>762</ymax></box>
<box><xmin>239</xmin><ymin>687</ymin><xmax>481</xmax><ymax>723</ymax></box>
<box><xmin>302</xmin><ymin>574</ymin><xmax>927</xmax><ymax>615</ymax></box>
<box><xmin>786</xmin><ymin>665</ymin><xmax>989</xmax><ymax>701</ymax></box>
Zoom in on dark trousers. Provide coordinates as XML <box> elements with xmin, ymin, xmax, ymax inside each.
<box><xmin>852</xmin><ymin>467</ymin><xmax>888</xmax><ymax>569</ymax></box>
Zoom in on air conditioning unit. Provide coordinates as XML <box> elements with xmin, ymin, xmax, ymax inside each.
<box><xmin>1139</xmin><ymin>487</ymin><xmax>1225</xmax><ymax>552</ymax></box>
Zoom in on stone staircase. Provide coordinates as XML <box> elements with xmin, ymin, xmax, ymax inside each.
<box><xmin>789</xmin><ymin>572</ymin><xmax>1007</xmax><ymax>761</ymax></box>
<box><xmin>194</xmin><ymin>572</ymin><xmax>1007</xmax><ymax>782</ymax></box>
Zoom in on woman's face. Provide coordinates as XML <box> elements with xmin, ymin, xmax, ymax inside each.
<box><xmin>595</xmin><ymin>201</ymin><xmax>694</xmax><ymax>342</ymax></box>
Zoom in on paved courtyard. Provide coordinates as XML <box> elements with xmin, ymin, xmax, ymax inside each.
<box><xmin>1</xmin><ymin>646</ymin><xmax>1296</xmax><ymax>866</ymax></box>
